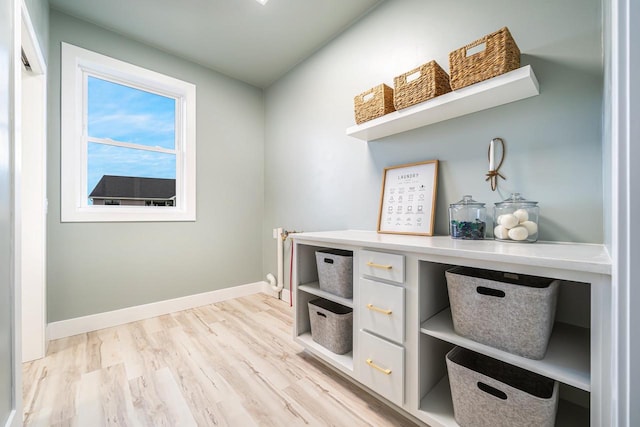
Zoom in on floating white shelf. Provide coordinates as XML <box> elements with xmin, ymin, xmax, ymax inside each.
<box><xmin>420</xmin><ymin>308</ymin><xmax>590</xmax><ymax>391</ymax></box>
<box><xmin>346</xmin><ymin>65</ymin><xmax>540</xmax><ymax>141</ymax></box>
<box><xmin>299</xmin><ymin>281</ymin><xmax>354</xmax><ymax>308</ymax></box>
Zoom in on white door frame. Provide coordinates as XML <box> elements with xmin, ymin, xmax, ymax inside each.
<box><xmin>7</xmin><ymin>0</ymin><xmax>21</xmax><ymax>425</ymax></box>
<box><xmin>610</xmin><ymin>0</ymin><xmax>639</xmax><ymax>426</ymax></box>
<box><xmin>19</xmin><ymin>0</ymin><xmax>47</xmax><ymax>363</ymax></box>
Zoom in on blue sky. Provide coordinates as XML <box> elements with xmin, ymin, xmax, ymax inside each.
<box><xmin>87</xmin><ymin>76</ymin><xmax>176</xmax><ymax>198</ymax></box>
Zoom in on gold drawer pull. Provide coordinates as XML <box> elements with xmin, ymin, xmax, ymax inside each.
<box><xmin>366</xmin><ymin>358</ymin><xmax>392</xmax><ymax>375</ymax></box>
<box><xmin>366</xmin><ymin>303</ymin><xmax>392</xmax><ymax>315</ymax></box>
<box><xmin>366</xmin><ymin>261</ymin><xmax>393</xmax><ymax>270</ymax></box>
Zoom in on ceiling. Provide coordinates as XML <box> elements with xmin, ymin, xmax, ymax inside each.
<box><xmin>48</xmin><ymin>0</ymin><xmax>385</xmax><ymax>88</ymax></box>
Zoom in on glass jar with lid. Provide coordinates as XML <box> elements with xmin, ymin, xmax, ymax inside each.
<box><xmin>493</xmin><ymin>193</ymin><xmax>539</xmax><ymax>242</ymax></box>
<box><xmin>449</xmin><ymin>195</ymin><xmax>487</xmax><ymax>240</ymax></box>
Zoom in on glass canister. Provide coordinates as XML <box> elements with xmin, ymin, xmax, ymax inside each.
<box><xmin>449</xmin><ymin>195</ymin><xmax>487</xmax><ymax>240</ymax></box>
<box><xmin>493</xmin><ymin>193</ymin><xmax>539</xmax><ymax>242</ymax></box>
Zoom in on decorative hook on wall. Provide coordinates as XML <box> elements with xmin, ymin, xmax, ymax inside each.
<box><xmin>486</xmin><ymin>137</ymin><xmax>506</xmax><ymax>191</ymax></box>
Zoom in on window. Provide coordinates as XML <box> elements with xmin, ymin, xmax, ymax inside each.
<box><xmin>61</xmin><ymin>43</ymin><xmax>196</xmax><ymax>221</ymax></box>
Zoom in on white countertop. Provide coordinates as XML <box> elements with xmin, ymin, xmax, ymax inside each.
<box><xmin>292</xmin><ymin>230</ymin><xmax>612</xmax><ymax>275</ymax></box>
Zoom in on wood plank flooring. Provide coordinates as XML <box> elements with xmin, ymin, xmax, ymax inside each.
<box><xmin>23</xmin><ymin>293</ymin><xmax>419</xmax><ymax>426</ymax></box>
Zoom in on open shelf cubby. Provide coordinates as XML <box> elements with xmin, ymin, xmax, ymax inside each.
<box><xmin>420</xmin><ymin>308</ymin><xmax>590</xmax><ymax>391</ymax></box>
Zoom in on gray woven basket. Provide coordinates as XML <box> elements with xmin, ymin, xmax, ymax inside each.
<box><xmin>446</xmin><ymin>347</ymin><xmax>559</xmax><ymax>427</ymax></box>
<box><xmin>316</xmin><ymin>249</ymin><xmax>353</xmax><ymax>298</ymax></box>
<box><xmin>446</xmin><ymin>267</ymin><xmax>559</xmax><ymax>359</ymax></box>
<box><xmin>308</xmin><ymin>299</ymin><xmax>353</xmax><ymax>355</ymax></box>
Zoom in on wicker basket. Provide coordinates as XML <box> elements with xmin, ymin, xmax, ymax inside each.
<box><xmin>393</xmin><ymin>61</ymin><xmax>452</xmax><ymax>110</ymax></box>
<box><xmin>354</xmin><ymin>84</ymin><xmax>395</xmax><ymax>124</ymax></box>
<box><xmin>449</xmin><ymin>27</ymin><xmax>521</xmax><ymax>90</ymax></box>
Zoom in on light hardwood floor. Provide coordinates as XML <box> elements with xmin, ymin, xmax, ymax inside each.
<box><xmin>23</xmin><ymin>293</ymin><xmax>419</xmax><ymax>426</ymax></box>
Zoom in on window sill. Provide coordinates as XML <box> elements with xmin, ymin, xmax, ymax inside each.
<box><xmin>61</xmin><ymin>206</ymin><xmax>196</xmax><ymax>222</ymax></box>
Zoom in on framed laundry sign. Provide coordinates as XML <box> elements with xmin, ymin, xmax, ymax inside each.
<box><xmin>377</xmin><ymin>160</ymin><xmax>439</xmax><ymax>236</ymax></box>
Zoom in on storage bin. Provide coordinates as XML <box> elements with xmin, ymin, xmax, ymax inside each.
<box><xmin>393</xmin><ymin>60</ymin><xmax>452</xmax><ymax>110</ymax></box>
<box><xmin>316</xmin><ymin>249</ymin><xmax>353</xmax><ymax>298</ymax></box>
<box><xmin>446</xmin><ymin>266</ymin><xmax>559</xmax><ymax>359</ymax></box>
<box><xmin>449</xmin><ymin>26</ymin><xmax>521</xmax><ymax>90</ymax></box>
<box><xmin>354</xmin><ymin>84</ymin><xmax>396</xmax><ymax>124</ymax></box>
<box><xmin>446</xmin><ymin>347</ymin><xmax>559</xmax><ymax>427</ymax></box>
<box><xmin>308</xmin><ymin>299</ymin><xmax>353</xmax><ymax>354</ymax></box>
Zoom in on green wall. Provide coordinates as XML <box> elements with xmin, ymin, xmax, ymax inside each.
<box><xmin>48</xmin><ymin>10</ymin><xmax>265</xmax><ymax>322</ymax></box>
<box><xmin>262</xmin><ymin>0</ymin><xmax>604</xmax><ymax>278</ymax></box>
<box><xmin>47</xmin><ymin>0</ymin><xmax>605</xmax><ymax>322</ymax></box>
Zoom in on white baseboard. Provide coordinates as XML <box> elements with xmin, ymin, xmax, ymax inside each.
<box><xmin>47</xmin><ymin>281</ymin><xmax>267</xmax><ymax>340</ymax></box>
<box><xmin>5</xmin><ymin>409</ymin><xmax>18</xmax><ymax>427</ymax></box>
<box><xmin>280</xmin><ymin>288</ymin><xmax>291</xmax><ymax>304</ymax></box>
<box><xmin>260</xmin><ymin>282</ymin><xmax>292</xmax><ymax>305</ymax></box>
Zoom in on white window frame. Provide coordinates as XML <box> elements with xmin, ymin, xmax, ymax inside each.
<box><xmin>61</xmin><ymin>42</ymin><xmax>196</xmax><ymax>222</ymax></box>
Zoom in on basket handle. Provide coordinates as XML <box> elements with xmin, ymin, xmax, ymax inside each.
<box><xmin>359</xmin><ymin>88</ymin><xmax>376</xmax><ymax>103</ymax></box>
<box><xmin>476</xmin><ymin>286</ymin><xmax>505</xmax><ymax>298</ymax></box>
<box><xmin>477</xmin><ymin>381</ymin><xmax>507</xmax><ymax>400</ymax></box>
<box><xmin>397</xmin><ymin>64</ymin><xmax>424</xmax><ymax>85</ymax></box>
<box><xmin>323</xmin><ymin>258</ymin><xmax>334</xmax><ymax>264</ymax></box>
<box><xmin>316</xmin><ymin>311</ymin><xmax>327</xmax><ymax>318</ymax></box>
<box><xmin>406</xmin><ymin>70</ymin><xmax>421</xmax><ymax>83</ymax></box>
<box><xmin>464</xmin><ymin>39</ymin><xmax>487</xmax><ymax>57</ymax></box>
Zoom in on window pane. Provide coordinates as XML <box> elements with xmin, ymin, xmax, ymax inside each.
<box><xmin>87</xmin><ymin>76</ymin><xmax>176</xmax><ymax>150</ymax></box>
<box><xmin>87</xmin><ymin>143</ymin><xmax>176</xmax><ymax>206</ymax></box>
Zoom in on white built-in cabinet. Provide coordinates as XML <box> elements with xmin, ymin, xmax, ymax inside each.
<box><xmin>292</xmin><ymin>230</ymin><xmax>612</xmax><ymax>427</ymax></box>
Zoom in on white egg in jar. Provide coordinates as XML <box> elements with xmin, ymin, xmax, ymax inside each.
<box><xmin>521</xmin><ymin>220</ymin><xmax>538</xmax><ymax>236</ymax></box>
<box><xmin>513</xmin><ymin>208</ymin><xmax>529</xmax><ymax>223</ymax></box>
<box><xmin>500</xmin><ymin>213</ymin><xmax>519</xmax><ymax>229</ymax></box>
<box><xmin>508</xmin><ymin>226</ymin><xmax>529</xmax><ymax>241</ymax></box>
<box><xmin>494</xmin><ymin>225</ymin><xmax>510</xmax><ymax>240</ymax></box>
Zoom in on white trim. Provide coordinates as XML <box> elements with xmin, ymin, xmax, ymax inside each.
<box><xmin>60</xmin><ymin>42</ymin><xmax>197</xmax><ymax>222</ymax></box>
<box><xmin>610</xmin><ymin>0</ymin><xmax>640</xmax><ymax>426</ymax></box>
<box><xmin>19</xmin><ymin>1</ymin><xmax>45</xmax><ymax>74</ymax></box>
<box><xmin>47</xmin><ymin>282</ymin><xmax>267</xmax><ymax>340</ymax></box>
<box><xmin>259</xmin><ymin>282</ymin><xmax>292</xmax><ymax>304</ymax></box>
<box><xmin>280</xmin><ymin>288</ymin><xmax>291</xmax><ymax>305</ymax></box>
<box><xmin>20</xmin><ymin>68</ymin><xmax>47</xmax><ymax>362</ymax></box>
<box><xmin>11</xmin><ymin>0</ymin><xmax>22</xmax><ymax>423</ymax></box>
<box><xmin>21</xmin><ymin>0</ymin><xmax>47</xmax><ymax>74</ymax></box>
<box><xmin>20</xmin><ymin>0</ymin><xmax>47</xmax><ymax>363</ymax></box>
<box><xmin>87</xmin><ymin>136</ymin><xmax>176</xmax><ymax>155</ymax></box>
<box><xmin>5</xmin><ymin>410</ymin><xmax>17</xmax><ymax>427</ymax></box>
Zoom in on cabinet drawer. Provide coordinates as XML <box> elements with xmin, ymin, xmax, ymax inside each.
<box><xmin>359</xmin><ymin>250</ymin><xmax>405</xmax><ymax>283</ymax></box>
<box><xmin>358</xmin><ymin>330</ymin><xmax>404</xmax><ymax>406</ymax></box>
<box><xmin>360</xmin><ymin>278</ymin><xmax>405</xmax><ymax>344</ymax></box>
